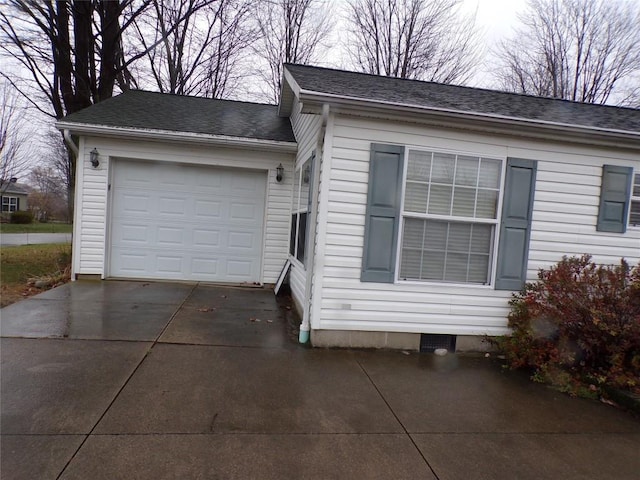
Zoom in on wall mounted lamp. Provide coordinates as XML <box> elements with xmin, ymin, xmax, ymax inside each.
<box><xmin>276</xmin><ymin>163</ymin><xmax>284</xmax><ymax>183</ymax></box>
<box><xmin>90</xmin><ymin>148</ymin><xmax>100</xmax><ymax>168</ymax></box>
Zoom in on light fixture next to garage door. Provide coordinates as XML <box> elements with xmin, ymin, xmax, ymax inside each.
<box><xmin>90</xmin><ymin>148</ymin><xmax>100</xmax><ymax>168</ymax></box>
<box><xmin>276</xmin><ymin>163</ymin><xmax>284</xmax><ymax>183</ymax></box>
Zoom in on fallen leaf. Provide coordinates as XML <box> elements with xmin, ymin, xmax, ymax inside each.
<box><xmin>266</xmin><ymin>319</ymin><xmax>273</xmax><ymax>323</ymax></box>
<box><xmin>198</xmin><ymin>307</ymin><xmax>212</xmax><ymax>312</ymax></box>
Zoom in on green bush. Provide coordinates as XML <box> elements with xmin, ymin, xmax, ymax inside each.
<box><xmin>495</xmin><ymin>255</ymin><xmax>640</xmax><ymax>396</ymax></box>
<box><xmin>10</xmin><ymin>210</ymin><xmax>34</xmax><ymax>224</ymax></box>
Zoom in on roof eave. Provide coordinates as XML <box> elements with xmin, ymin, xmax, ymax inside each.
<box><xmin>56</xmin><ymin>122</ymin><xmax>297</xmax><ymax>152</ymax></box>
<box><xmin>297</xmin><ymin>90</ymin><xmax>640</xmax><ymax>148</ymax></box>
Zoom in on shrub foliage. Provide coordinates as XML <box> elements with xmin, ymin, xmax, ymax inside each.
<box><xmin>497</xmin><ymin>255</ymin><xmax>640</xmax><ymax>395</ymax></box>
<box><xmin>10</xmin><ymin>211</ymin><xmax>34</xmax><ymax>224</ymax></box>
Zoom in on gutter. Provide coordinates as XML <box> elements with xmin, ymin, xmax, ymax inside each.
<box><xmin>62</xmin><ymin>129</ymin><xmax>79</xmax><ymax>157</ymax></box>
<box><xmin>55</xmin><ymin>121</ymin><xmax>298</xmax><ymax>153</ymax></box>
<box><xmin>299</xmin><ymin>103</ymin><xmax>330</xmax><ymax>344</ymax></box>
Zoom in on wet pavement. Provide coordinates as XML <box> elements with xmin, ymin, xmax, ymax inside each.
<box><xmin>1</xmin><ymin>281</ymin><xmax>639</xmax><ymax>479</ymax></box>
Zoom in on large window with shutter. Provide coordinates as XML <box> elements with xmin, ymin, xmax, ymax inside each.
<box><xmin>398</xmin><ymin>149</ymin><xmax>503</xmax><ymax>284</ymax></box>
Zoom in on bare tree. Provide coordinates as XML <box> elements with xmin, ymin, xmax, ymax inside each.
<box><xmin>346</xmin><ymin>0</ymin><xmax>479</xmax><ymax>83</ymax></box>
<box><xmin>493</xmin><ymin>0</ymin><xmax>640</xmax><ymax>105</ymax></box>
<box><xmin>29</xmin><ymin>165</ymin><xmax>68</xmax><ymax>221</ymax></box>
<box><xmin>253</xmin><ymin>0</ymin><xmax>333</xmax><ymax>104</ymax></box>
<box><xmin>130</xmin><ymin>0</ymin><xmax>256</xmax><ymax>98</ymax></box>
<box><xmin>0</xmin><ymin>81</ymin><xmax>33</xmax><ymax>187</ymax></box>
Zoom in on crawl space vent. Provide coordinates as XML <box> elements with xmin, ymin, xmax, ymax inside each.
<box><xmin>420</xmin><ymin>334</ymin><xmax>457</xmax><ymax>353</ymax></box>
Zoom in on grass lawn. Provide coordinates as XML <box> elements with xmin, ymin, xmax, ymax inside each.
<box><xmin>1</xmin><ymin>243</ymin><xmax>72</xmax><ymax>307</ymax></box>
<box><xmin>0</xmin><ymin>222</ymin><xmax>73</xmax><ymax>234</ymax></box>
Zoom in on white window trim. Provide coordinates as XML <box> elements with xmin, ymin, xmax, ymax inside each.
<box><xmin>2</xmin><ymin>196</ymin><xmax>18</xmax><ymax>213</ymax></box>
<box><xmin>394</xmin><ymin>146</ymin><xmax>507</xmax><ymax>287</ymax></box>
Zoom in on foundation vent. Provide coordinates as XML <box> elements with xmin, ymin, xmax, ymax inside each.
<box><xmin>420</xmin><ymin>334</ymin><xmax>456</xmax><ymax>353</ymax></box>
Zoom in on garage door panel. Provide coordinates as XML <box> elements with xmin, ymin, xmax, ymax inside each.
<box><xmin>110</xmin><ymin>161</ymin><xmax>266</xmax><ymax>283</ymax></box>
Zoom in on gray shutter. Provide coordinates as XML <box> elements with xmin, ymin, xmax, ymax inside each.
<box><xmin>597</xmin><ymin>165</ymin><xmax>632</xmax><ymax>233</ymax></box>
<box><xmin>495</xmin><ymin>158</ymin><xmax>537</xmax><ymax>291</ymax></box>
<box><xmin>361</xmin><ymin>144</ymin><xmax>405</xmax><ymax>283</ymax></box>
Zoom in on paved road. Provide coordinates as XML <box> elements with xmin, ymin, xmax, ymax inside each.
<box><xmin>0</xmin><ymin>233</ymin><xmax>72</xmax><ymax>246</ymax></box>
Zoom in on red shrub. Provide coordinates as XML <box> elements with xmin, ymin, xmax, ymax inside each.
<box><xmin>497</xmin><ymin>255</ymin><xmax>640</xmax><ymax>395</ymax></box>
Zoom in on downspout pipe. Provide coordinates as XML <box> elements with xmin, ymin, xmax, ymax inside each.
<box><xmin>299</xmin><ymin>103</ymin><xmax>330</xmax><ymax>344</ymax></box>
<box><xmin>63</xmin><ymin>129</ymin><xmax>79</xmax><ymax>157</ymax></box>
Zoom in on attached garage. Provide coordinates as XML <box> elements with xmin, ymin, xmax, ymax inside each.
<box><xmin>57</xmin><ymin>91</ymin><xmax>297</xmax><ymax>285</ymax></box>
<box><xmin>109</xmin><ymin>160</ymin><xmax>267</xmax><ymax>283</ymax></box>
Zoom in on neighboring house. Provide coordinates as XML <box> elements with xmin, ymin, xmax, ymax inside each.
<box><xmin>0</xmin><ymin>182</ymin><xmax>29</xmax><ymax>215</ymax></box>
<box><xmin>57</xmin><ymin>64</ymin><xmax>640</xmax><ymax>350</ymax></box>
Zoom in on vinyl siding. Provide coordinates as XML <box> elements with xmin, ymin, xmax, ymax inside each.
<box><xmin>315</xmin><ymin>114</ymin><xmax>640</xmax><ymax>336</ymax></box>
<box><xmin>74</xmin><ymin>136</ymin><xmax>294</xmax><ymax>283</ymax></box>
<box><xmin>288</xmin><ymin>99</ymin><xmax>323</xmax><ymax>311</ymax></box>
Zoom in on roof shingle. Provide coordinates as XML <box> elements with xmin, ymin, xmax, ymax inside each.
<box><xmin>285</xmin><ymin>64</ymin><xmax>640</xmax><ymax>134</ymax></box>
<box><xmin>60</xmin><ymin>91</ymin><xmax>296</xmax><ymax>143</ymax></box>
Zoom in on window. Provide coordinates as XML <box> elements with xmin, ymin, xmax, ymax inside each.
<box><xmin>1</xmin><ymin>196</ymin><xmax>18</xmax><ymax>212</ymax></box>
<box><xmin>290</xmin><ymin>156</ymin><xmax>313</xmax><ymax>264</ymax></box>
<box><xmin>399</xmin><ymin>149</ymin><xmax>502</xmax><ymax>284</ymax></box>
<box><xmin>630</xmin><ymin>172</ymin><xmax>640</xmax><ymax>227</ymax></box>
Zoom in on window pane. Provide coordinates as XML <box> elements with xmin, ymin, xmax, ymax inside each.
<box><xmin>421</xmin><ymin>250</ymin><xmax>445</xmax><ymax>280</ymax></box>
<box><xmin>476</xmin><ymin>189</ymin><xmax>499</xmax><ymax>218</ymax></box>
<box><xmin>478</xmin><ymin>159</ymin><xmax>501</xmax><ymax>188</ymax></box>
<box><xmin>400</xmin><ymin>219</ymin><xmax>425</xmax><ymax>279</ymax></box>
<box><xmin>431</xmin><ymin>153</ymin><xmax>455</xmax><ymax>184</ymax></box>
<box><xmin>452</xmin><ymin>187</ymin><xmax>475</xmax><ymax>217</ymax></box>
<box><xmin>403</xmin><ymin>218</ymin><xmax>425</xmax><ymax>248</ymax></box>
<box><xmin>470</xmin><ymin>224</ymin><xmax>493</xmax><ymax>252</ymax></box>
<box><xmin>444</xmin><ymin>252</ymin><xmax>468</xmax><ymax>282</ymax></box>
<box><xmin>407</xmin><ymin>151</ymin><xmax>431</xmax><ymax>181</ymax></box>
<box><xmin>297</xmin><ymin>212</ymin><xmax>307</xmax><ymax>262</ymax></box>
<box><xmin>468</xmin><ymin>254</ymin><xmax>490</xmax><ymax>283</ymax></box>
<box><xmin>428</xmin><ymin>185</ymin><xmax>452</xmax><ymax>215</ymax></box>
<box><xmin>289</xmin><ymin>214</ymin><xmax>297</xmax><ymax>256</ymax></box>
<box><xmin>404</xmin><ymin>182</ymin><xmax>429</xmax><ymax>213</ymax></box>
<box><xmin>630</xmin><ymin>200</ymin><xmax>640</xmax><ymax>226</ymax></box>
<box><xmin>447</xmin><ymin>222</ymin><xmax>471</xmax><ymax>252</ymax></box>
<box><xmin>424</xmin><ymin>219</ymin><xmax>447</xmax><ymax>246</ymax></box>
<box><xmin>455</xmin><ymin>156</ymin><xmax>479</xmax><ymax>186</ymax></box>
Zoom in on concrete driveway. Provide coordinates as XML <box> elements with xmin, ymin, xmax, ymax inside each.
<box><xmin>1</xmin><ymin>281</ymin><xmax>639</xmax><ymax>479</ymax></box>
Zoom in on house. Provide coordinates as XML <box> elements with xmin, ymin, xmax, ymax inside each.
<box><xmin>1</xmin><ymin>182</ymin><xmax>29</xmax><ymax>216</ymax></box>
<box><xmin>57</xmin><ymin>64</ymin><xmax>640</xmax><ymax>350</ymax></box>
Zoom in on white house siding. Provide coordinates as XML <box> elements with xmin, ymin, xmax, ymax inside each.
<box><xmin>74</xmin><ymin>135</ymin><xmax>294</xmax><ymax>283</ymax></box>
<box><xmin>288</xmin><ymin>100</ymin><xmax>323</xmax><ymax>312</ymax></box>
<box><xmin>316</xmin><ymin>114</ymin><xmax>640</xmax><ymax>336</ymax></box>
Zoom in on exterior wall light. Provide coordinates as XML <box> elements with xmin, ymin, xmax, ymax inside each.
<box><xmin>90</xmin><ymin>148</ymin><xmax>100</xmax><ymax>168</ymax></box>
<box><xmin>276</xmin><ymin>163</ymin><xmax>284</xmax><ymax>183</ymax></box>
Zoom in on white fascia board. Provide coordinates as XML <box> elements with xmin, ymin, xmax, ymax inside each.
<box><xmin>55</xmin><ymin>122</ymin><xmax>298</xmax><ymax>153</ymax></box>
<box><xmin>297</xmin><ymin>90</ymin><xmax>640</xmax><ymax>148</ymax></box>
<box><xmin>278</xmin><ymin>68</ymin><xmax>303</xmax><ymax>117</ymax></box>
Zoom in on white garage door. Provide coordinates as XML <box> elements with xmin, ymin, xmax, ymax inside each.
<box><xmin>109</xmin><ymin>160</ymin><xmax>266</xmax><ymax>283</ymax></box>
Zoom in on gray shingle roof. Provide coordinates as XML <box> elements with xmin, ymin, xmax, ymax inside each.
<box><xmin>1</xmin><ymin>183</ymin><xmax>29</xmax><ymax>195</ymax></box>
<box><xmin>285</xmin><ymin>64</ymin><xmax>640</xmax><ymax>134</ymax></box>
<box><xmin>60</xmin><ymin>90</ymin><xmax>296</xmax><ymax>143</ymax></box>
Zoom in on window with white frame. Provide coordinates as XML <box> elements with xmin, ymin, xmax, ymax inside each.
<box><xmin>630</xmin><ymin>172</ymin><xmax>640</xmax><ymax>227</ymax></box>
<box><xmin>290</xmin><ymin>156</ymin><xmax>313</xmax><ymax>264</ymax></box>
<box><xmin>399</xmin><ymin>149</ymin><xmax>502</xmax><ymax>284</ymax></box>
<box><xmin>1</xmin><ymin>196</ymin><xmax>18</xmax><ymax>212</ymax></box>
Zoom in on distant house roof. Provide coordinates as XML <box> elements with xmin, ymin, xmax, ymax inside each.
<box><xmin>1</xmin><ymin>183</ymin><xmax>29</xmax><ymax>195</ymax></box>
<box><xmin>59</xmin><ymin>90</ymin><xmax>296</xmax><ymax>143</ymax></box>
<box><xmin>282</xmin><ymin>64</ymin><xmax>640</xmax><ymax>136</ymax></box>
